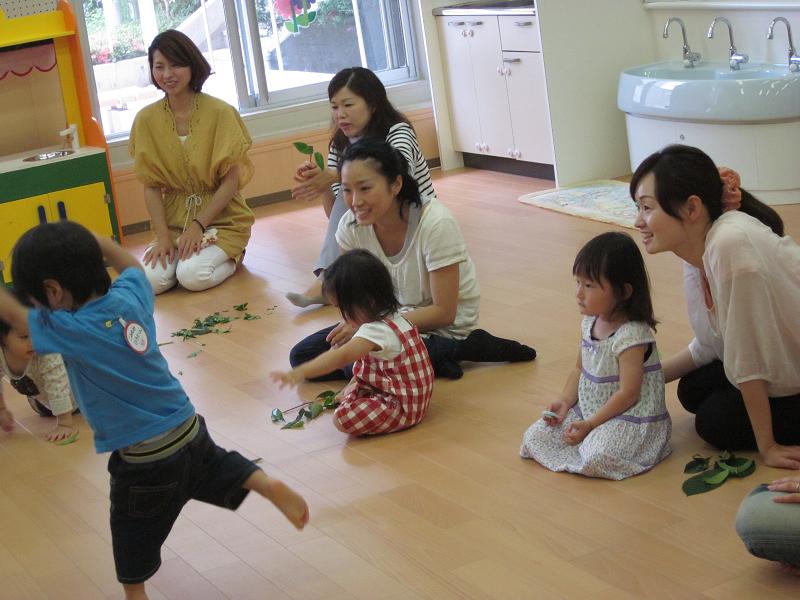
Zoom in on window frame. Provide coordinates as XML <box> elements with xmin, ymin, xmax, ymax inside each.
<box><xmin>74</xmin><ymin>0</ymin><xmax>422</xmax><ymax>144</ymax></box>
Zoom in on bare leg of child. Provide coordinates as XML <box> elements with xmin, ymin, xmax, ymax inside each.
<box><xmin>123</xmin><ymin>582</ymin><xmax>148</xmax><ymax>600</ymax></box>
<box><xmin>286</xmin><ymin>277</ymin><xmax>328</xmax><ymax>308</ymax></box>
<box><xmin>244</xmin><ymin>470</ymin><xmax>309</xmax><ymax>529</ymax></box>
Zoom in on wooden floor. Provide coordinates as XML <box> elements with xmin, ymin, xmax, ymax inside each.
<box><xmin>2</xmin><ymin>168</ymin><xmax>800</xmax><ymax>599</ymax></box>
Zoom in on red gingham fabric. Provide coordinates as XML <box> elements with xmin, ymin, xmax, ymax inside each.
<box><xmin>334</xmin><ymin>317</ymin><xmax>434</xmax><ymax>435</ymax></box>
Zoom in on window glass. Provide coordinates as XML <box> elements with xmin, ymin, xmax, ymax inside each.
<box><xmin>80</xmin><ymin>0</ymin><xmax>416</xmax><ymax>137</ymax></box>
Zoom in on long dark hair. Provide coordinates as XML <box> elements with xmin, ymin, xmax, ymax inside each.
<box><xmin>322</xmin><ymin>249</ymin><xmax>400</xmax><ymax>323</ymax></box>
<box><xmin>12</xmin><ymin>222</ymin><xmax>111</xmax><ymax>307</ymax></box>
<box><xmin>573</xmin><ymin>231</ymin><xmax>658</xmax><ymax>330</ymax></box>
<box><xmin>148</xmin><ymin>29</ymin><xmax>211</xmax><ymax>93</ymax></box>
<box><xmin>630</xmin><ymin>144</ymin><xmax>784</xmax><ymax>236</ymax></box>
<box><xmin>340</xmin><ymin>139</ymin><xmax>422</xmax><ymax>219</ymax></box>
<box><xmin>328</xmin><ymin>67</ymin><xmax>410</xmax><ymax>155</ymax></box>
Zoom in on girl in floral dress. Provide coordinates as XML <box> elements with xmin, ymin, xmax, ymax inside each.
<box><xmin>520</xmin><ymin>232</ymin><xmax>671</xmax><ymax>479</ymax></box>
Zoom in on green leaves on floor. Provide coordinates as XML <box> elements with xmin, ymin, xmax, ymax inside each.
<box><xmin>271</xmin><ymin>390</ymin><xmax>340</xmax><ymax>430</ymax></box>
<box><xmin>682</xmin><ymin>451</ymin><xmax>755</xmax><ymax>496</ymax></box>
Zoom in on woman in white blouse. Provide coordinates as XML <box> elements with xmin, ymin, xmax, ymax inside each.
<box><xmin>630</xmin><ymin>144</ymin><xmax>800</xmax><ymax>469</ymax></box>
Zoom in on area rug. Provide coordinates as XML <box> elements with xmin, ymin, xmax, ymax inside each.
<box><xmin>518</xmin><ymin>180</ymin><xmax>637</xmax><ymax>229</ymax></box>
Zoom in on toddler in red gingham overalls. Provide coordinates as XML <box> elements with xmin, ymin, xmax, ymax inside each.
<box><xmin>334</xmin><ymin>315</ymin><xmax>433</xmax><ymax>434</ymax></box>
<box><xmin>271</xmin><ymin>249</ymin><xmax>435</xmax><ymax>436</ymax></box>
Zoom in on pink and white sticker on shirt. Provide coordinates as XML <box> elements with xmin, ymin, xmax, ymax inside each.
<box><xmin>120</xmin><ymin>318</ymin><xmax>149</xmax><ymax>354</ymax></box>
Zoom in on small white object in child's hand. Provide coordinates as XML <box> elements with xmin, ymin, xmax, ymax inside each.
<box><xmin>542</xmin><ymin>410</ymin><xmax>558</xmax><ymax>420</ymax></box>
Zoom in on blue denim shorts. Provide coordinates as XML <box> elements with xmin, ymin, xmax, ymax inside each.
<box><xmin>107</xmin><ymin>415</ymin><xmax>259</xmax><ymax>584</ymax></box>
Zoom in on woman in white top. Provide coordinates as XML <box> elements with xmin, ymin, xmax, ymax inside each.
<box><xmin>287</xmin><ymin>67</ymin><xmax>436</xmax><ymax>308</ymax></box>
<box><xmin>289</xmin><ymin>139</ymin><xmax>536</xmax><ymax>380</ymax></box>
<box><xmin>630</xmin><ymin>144</ymin><xmax>800</xmax><ymax>469</ymax></box>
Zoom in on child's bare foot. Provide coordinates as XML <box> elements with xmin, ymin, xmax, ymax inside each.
<box><xmin>244</xmin><ymin>471</ymin><xmax>309</xmax><ymax>529</ymax></box>
<box><xmin>0</xmin><ymin>408</ymin><xmax>15</xmax><ymax>432</ymax></box>
<box><xmin>122</xmin><ymin>582</ymin><xmax>149</xmax><ymax>599</ymax></box>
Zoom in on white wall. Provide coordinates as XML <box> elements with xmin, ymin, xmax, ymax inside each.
<box><xmin>645</xmin><ymin>3</ymin><xmax>800</xmax><ymax>65</ymax></box>
<box><xmin>537</xmin><ymin>0</ymin><xmax>655</xmax><ymax>186</ymax></box>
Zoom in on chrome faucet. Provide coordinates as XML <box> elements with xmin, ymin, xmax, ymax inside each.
<box><xmin>663</xmin><ymin>17</ymin><xmax>701</xmax><ymax>67</ymax></box>
<box><xmin>767</xmin><ymin>17</ymin><xmax>800</xmax><ymax>72</ymax></box>
<box><xmin>707</xmin><ymin>17</ymin><xmax>748</xmax><ymax>70</ymax></box>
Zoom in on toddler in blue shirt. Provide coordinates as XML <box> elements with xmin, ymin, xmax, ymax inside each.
<box><xmin>0</xmin><ymin>221</ymin><xmax>308</xmax><ymax>600</ymax></box>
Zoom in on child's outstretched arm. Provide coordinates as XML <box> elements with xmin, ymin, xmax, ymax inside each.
<box><xmin>94</xmin><ymin>234</ymin><xmax>143</xmax><ymax>274</ymax></box>
<box><xmin>544</xmin><ymin>349</ymin><xmax>581</xmax><ymax>425</ymax></box>
<box><xmin>37</xmin><ymin>354</ymin><xmax>78</xmax><ymax>443</ymax></box>
<box><xmin>564</xmin><ymin>345</ymin><xmax>646</xmax><ymax>445</ymax></box>
<box><xmin>271</xmin><ymin>337</ymin><xmax>378</xmax><ymax>388</ymax></box>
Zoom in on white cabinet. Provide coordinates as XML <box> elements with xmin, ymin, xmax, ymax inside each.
<box><xmin>436</xmin><ymin>14</ymin><xmax>553</xmax><ymax>164</ymax></box>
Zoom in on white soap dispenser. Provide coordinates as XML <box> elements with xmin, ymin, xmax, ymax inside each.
<box><xmin>59</xmin><ymin>123</ymin><xmax>80</xmax><ymax>151</ymax></box>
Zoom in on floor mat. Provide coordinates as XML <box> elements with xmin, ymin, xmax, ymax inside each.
<box><xmin>518</xmin><ymin>180</ymin><xmax>636</xmax><ymax>229</ymax></box>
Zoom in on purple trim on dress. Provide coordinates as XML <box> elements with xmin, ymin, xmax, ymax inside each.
<box><xmin>573</xmin><ymin>404</ymin><xmax>670</xmax><ymax>424</ymax></box>
<box><xmin>581</xmin><ymin>362</ymin><xmax>662</xmax><ymax>384</ymax></box>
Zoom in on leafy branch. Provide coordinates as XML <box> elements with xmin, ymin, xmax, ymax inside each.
<box><xmin>271</xmin><ymin>391</ymin><xmax>339</xmax><ymax>430</ymax></box>
<box><xmin>682</xmin><ymin>451</ymin><xmax>755</xmax><ymax>496</ymax></box>
<box><xmin>293</xmin><ymin>141</ymin><xmax>326</xmax><ymax>172</ymax></box>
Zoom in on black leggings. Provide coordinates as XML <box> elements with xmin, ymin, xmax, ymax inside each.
<box><xmin>677</xmin><ymin>361</ymin><xmax>800</xmax><ymax>450</ymax></box>
<box><xmin>288</xmin><ymin>324</ymin><xmax>459</xmax><ymax>381</ymax></box>
<box><xmin>288</xmin><ymin>324</ymin><xmax>536</xmax><ymax>381</ymax></box>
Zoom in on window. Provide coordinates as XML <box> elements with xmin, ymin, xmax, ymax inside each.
<box><xmin>80</xmin><ymin>0</ymin><xmax>417</xmax><ymax>138</ymax></box>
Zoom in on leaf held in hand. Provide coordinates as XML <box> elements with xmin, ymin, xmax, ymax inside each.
<box><xmin>271</xmin><ymin>408</ymin><xmax>285</xmax><ymax>423</ymax></box>
<box><xmin>684</xmin><ymin>454</ymin><xmax>710</xmax><ymax>474</ymax></box>
<box><xmin>293</xmin><ymin>142</ymin><xmax>313</xmax><ymax>155</ymax></box>
<box><xmin>313</xmin><ymin>151</ymin><xmax>325</xmax><ymax>171</ymax></box>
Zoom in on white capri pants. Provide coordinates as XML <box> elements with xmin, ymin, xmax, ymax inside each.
<box><xmin>143</xmin><ymin>244</ymin><xmax>236</xmax><ymax>295</ymax></box>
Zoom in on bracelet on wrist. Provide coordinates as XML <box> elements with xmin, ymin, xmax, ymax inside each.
<box><xmin>192</xmin><ymin>218</ymin><xmax>206</xmax><ymax>233</ymax></box>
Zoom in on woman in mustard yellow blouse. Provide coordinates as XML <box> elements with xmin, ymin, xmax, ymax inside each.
<box><xmin>130</xmin><ymin>30</ymin><xmax>254</xmax><ymax>294</ymax></box>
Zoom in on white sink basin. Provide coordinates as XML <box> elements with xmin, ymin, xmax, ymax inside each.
<box><xmin>618</xmin><ymin>61</ymin><xmax>800</xmax><ymax>122</ymax></box>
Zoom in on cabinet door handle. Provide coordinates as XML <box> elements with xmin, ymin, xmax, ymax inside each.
<box><xmin>514</xmin><ymin>21</ymin><xmax>533</xmax><ymax>27</ymax></box>
<box><xmin>57</xmin><ymin>201</ymin><xmax>67</xmax><ymax>220</ymax></box>
<box><xmin>466</xmin><ymin>20</ymin><xmax>483</xmax><ymax>26</ymax></box>
<box><xmin>447</xmin><ymin>21</ymin><xmax>465</xmax><ymax>26</ymax></box>
<box><xmin>503</xmin><ymin>58</ymin><xmax>522</xmax><ymax>63</ymax></box>
<box><xmin>37</xmin><ymin>205</ymin><xmax>47</xmax><ymax>224</ymax></box>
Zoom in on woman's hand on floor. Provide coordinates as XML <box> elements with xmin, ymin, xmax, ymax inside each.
<box><xmin>762</xmin><ymin>443</ymin><xmax>800</xmax><ymax>470</ymax></box>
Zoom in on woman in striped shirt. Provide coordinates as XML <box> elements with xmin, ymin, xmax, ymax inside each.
<box><xmin>288</xmin><ymin>67</ymin><xmax>436</xmax><ymax>308</ymax></box>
